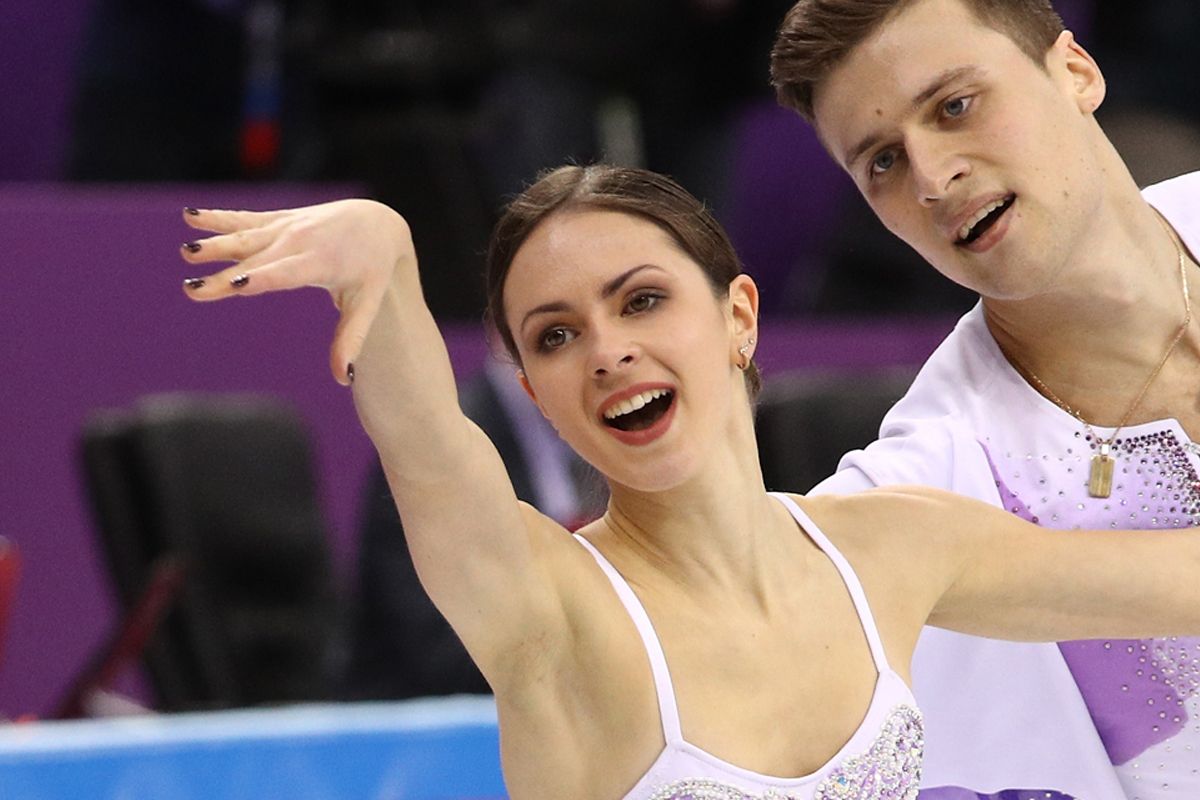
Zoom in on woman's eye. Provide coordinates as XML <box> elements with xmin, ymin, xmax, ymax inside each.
<box><xmin>539</xmin><ymin>327</ymin><xmax>575</xmax><ymax>350</ymax></box>
<box><xmin>943</xmin><ymin>95</ymin><xmax>972</xmax><ymax>118</ymax></box>
<box><xmin>870</xmin><ymin>150</ymin><xmax>897</xmax><ymax>176</ymax></box>
<box><xmin>625</xmin><ymin>292</ymin><xmax>662</xmax><ymax>314</ymax></box>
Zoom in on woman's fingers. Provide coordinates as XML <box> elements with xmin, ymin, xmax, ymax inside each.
<box><xmin>180</xmin><ymin>253</ymin><xmax>316</xmax><ymax>301</ymax></box>
<box><xmin>181</xmin><ymin>224</ymin><xmax>278</xmax><ymax>265</ymax></box>
<box><xmin>183</xmin><ymin>207</ymin><xmax>291</xmax><ymax>235</ymax></box>
<box><xmin>178</xmin><ymin>199</ymin><xmax>403</xmax><ymax>385</ymax></box>
<box><xmin>329</xmin><ymin>286</ymin><xmax>387</xmax><ymax>386</ymax></box>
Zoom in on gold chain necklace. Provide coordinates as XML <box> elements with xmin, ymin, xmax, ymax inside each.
<box><xmin>1005</xmin><ymin>215</ymin><xmax>1191</xmax><ymax>499</ymax></box>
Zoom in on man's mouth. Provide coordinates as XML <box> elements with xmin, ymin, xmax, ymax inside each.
<box><xmin>956</xmin><ymin>195</ymin><xmax>1015</xmax><ymax>246</ymax></box>
<box><xmin>602</xmin><ymin>389</ymin><xmax>675</xmax><ymax>432</ymax></box>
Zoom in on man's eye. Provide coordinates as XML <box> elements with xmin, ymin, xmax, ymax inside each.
<box><xmin>943</xmin><ymin>96</ymin><xmax>972</xmax><ymax>118</ymax></box>
<box><xmin>870</xmin><ymin>150</ymin><xmax>897</xmax><ymax>176</ymax></box>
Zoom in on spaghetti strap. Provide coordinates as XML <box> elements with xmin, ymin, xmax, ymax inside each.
<box><xmin>768</xmin><ymin>493</ymin><xmax>893</xmax><ymax>674</ymax></box>
<box><xmin>572</xmin><ymin>534</ymin><xmax>684</xmax><ymax>743</ymax></box>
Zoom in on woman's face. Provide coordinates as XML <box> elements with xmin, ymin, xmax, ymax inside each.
<box><xmin>503</xmin><ymin>209</ymin><xmax>756</xmax><ymax>492</ymax></box>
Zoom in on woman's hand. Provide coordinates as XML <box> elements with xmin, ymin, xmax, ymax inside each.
<box><xmin>179</xmin><ymin>200</ymin><xmax>414</xmax><ymax>385</ymax></box>
<box><xmin>176</xmin><ymin>197</ymin><xmax>573</xmax><ymax>684</ymax></box>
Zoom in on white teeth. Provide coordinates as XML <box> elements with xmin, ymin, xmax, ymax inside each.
<box><xmin>958</xmin><ymin>197</ymin><xmax>1009</xmax><ymax>241</ymax></box>
<box><xmin>603</xmin><ymin>388</ymin><xmax>670</xmax><ymax>419</ymax></box>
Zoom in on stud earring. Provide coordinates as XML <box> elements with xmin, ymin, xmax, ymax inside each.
<box><xmin>737</xmin><ymin>337</ymin><xmax>756</xmax><ymax>370</ymax></box>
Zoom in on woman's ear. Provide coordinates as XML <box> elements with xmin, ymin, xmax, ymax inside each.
<box><xmin>728</xmin><ymin>273</ymin><xmax>760</xmax><ymax>345</ymax></box>
<box><xmin>517</xmin><ymin>369</ymin><xmax>553</xmax><ymax>423</ymax></box>
<box><xmin>1052</xmin><ymin>30</ymin><xmax>1106</xmax><ymax>114</ymax></box>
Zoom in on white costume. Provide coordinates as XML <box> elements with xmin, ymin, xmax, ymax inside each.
<box><xmin>811</xmin><ymin>173</ymin><xmax>1200</xmax><ymax>800</ymax></box>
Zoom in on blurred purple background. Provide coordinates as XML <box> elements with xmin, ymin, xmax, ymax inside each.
<box><xmin>9</xmin><ymin>0</ymin><xmax>1091</xmax><ymax>718</ymax></box>
<box><xmin>0</xmin><ymin>183</ymin><xmax>955</xmax><ymax>717</ymax></box>
<box><xmin>0</xmin><ymin>0</ymin><xmax>93</xmax><ymax>181</ymax></box>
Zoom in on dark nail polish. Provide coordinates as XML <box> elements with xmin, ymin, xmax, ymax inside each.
<box><xmin>183</xmin><ymin>207</ymin><xmax>200</xmax><ymax>216</ymax></box>
<box><xmin>347</xmin><ymin>363</ymin><xmax>355</xmax><ymax>384</ymax></box>
<box><xmin>183</xmin><ymin>277</ymin><xmax>206</xmax><ymax>290</ymax></box>
<box><xmin>182</xmin><ymin>241</ymin><xmax>201</xmax><ymax>253</ymax></box>
<box><xmin>231</xmin><ymin>274</ymin><xmax>250</xmax><ymax>288</ymax></box>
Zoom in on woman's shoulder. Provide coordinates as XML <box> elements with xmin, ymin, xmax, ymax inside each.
<box><xmin>783</xmin><ymin>488</ymin><xmax>969</xmax><ymax>606</ymax></box>
<box><xmin>774</xmin><ymin>491</ymin><xmax>954</xmax><ymax>681</ymax></box>
<box><xmin>786</xmin><ymin>486</ymin><xmax>964</xmax><ymax>536</ymax></box>
<box><xmin>492</xmin><ymin>508</ymin><xmax>667</xmax><ymax>799</ymax></box>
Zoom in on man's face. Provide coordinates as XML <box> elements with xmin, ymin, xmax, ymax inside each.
<box><xmin>812</xmin><ymin>0</ymin><xmax>1107</xmax><ymax>300</ymax></box>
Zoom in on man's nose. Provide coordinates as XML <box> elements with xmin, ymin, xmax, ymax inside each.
<box><xmin>908</xmin><ymin>134</ymin><xmax>970</xmax><ymax>206</ymax></box>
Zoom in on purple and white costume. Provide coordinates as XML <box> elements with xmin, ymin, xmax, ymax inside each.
<box><xmin>811</xmin><ymin>172</ymin><xmax>1200</xmax><ymax>799</ymax></box>
<box><xmin>575</xmin><ymin>493</ymin><xmax>924</xmax><ymax>800</ymax></box>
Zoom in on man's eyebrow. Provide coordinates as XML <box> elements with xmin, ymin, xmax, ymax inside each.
<box><xmin>845</xmin><ymin>132</ymin><xmax>884</xmax><ymax>173</ymax></box>
<box><xmin>911</xmin><ymin>65</ymin><xmax>983</xmax><ymax>109</ymax></box>
<box><xmin>844</xmin><ymin>66</ymin><xmax>984</xmax><ymax>171</ymax></box>
<box><xmin>518</xmin><ymin>264</ymin><xmax>664</xmax><ymax>335</ymax></box>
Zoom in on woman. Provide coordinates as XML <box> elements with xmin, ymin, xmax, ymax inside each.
<box><xmin>179</xmin><ymin>165</ymin><xmax>1199</xmax><ymax>799</ymax></box>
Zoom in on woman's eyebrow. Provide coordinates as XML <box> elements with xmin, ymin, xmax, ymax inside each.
<box><xmin>600</xmin><ymin>263</ymin><xmax>664</xmax><ymax>299</ymax></box>
<box><xmin>519</xmin><ymin>264</ymin><xmax>666</xmax><ymax>335</ymax></box>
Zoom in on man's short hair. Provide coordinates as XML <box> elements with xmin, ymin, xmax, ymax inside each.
<box><xmin>771</xmin><ymin>0</ymin><xmax>1065</xmax><ymax>122</ymax></box>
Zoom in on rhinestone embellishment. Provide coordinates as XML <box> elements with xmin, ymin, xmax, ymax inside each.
<box><xmin>644</xmin><ymin>706</ymin><xmax>923</xmax><ymax>800</ymax></box>
<box><xmin>814</xmin><ymin>706</ymin><xmax>923</xmax><ymax>800</ymax></box>
<box><xmin>646</xmin><ymin>781</ymin><xmax>801</xmax><ymax>800</ymax></box>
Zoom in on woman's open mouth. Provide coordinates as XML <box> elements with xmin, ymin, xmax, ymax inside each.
<box><xmin>603</xmin><ymin>388</ymin><xmax>675</xmax><ymax>432</ymax></box>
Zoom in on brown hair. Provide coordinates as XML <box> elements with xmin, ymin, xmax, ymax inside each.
<box><xmin>484</xmin><ymin>164</ymin><xmax>761</xmax><ymax>400</ymax></box>
<box><xmin>771</xmin><ymin>0</ymin><xmax>1065</xmax><ymax>121</ymax></box>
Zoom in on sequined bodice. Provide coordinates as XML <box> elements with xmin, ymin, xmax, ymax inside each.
<box><xmin>637</xmin><ymin>692</ymin><xmax>923</xmax><ymax>800</ymax></box>
<box><xmin>573</xmin><ymin>493</ymin><xmax>924</xmax><ymax>800</ymax></box>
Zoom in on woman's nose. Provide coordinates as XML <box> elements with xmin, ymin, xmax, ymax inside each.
<box><xmin>588</xmin><ymin>328</ymin><xmax>639</xmax><ymax>378</ymax></box>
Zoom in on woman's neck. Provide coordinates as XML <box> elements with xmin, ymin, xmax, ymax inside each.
<box><xmin>594</xmin><ymin>414</ymin><xmax>797</xmax><ymax>606</ymax></box>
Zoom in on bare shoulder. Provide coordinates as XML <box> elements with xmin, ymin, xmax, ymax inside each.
<box><xmin>484</xmin><ymin>502</ymin><xmax>604</xmax><ymax>677</ymax></box>
<box><xmin>488</xmin><ymin>508</ymin><xmax>666</xmax><ymax>797</ymax></box>
<box><xmin>784</xmin><ymin>486</ymin><xmax>974</xmax><ymax>550</ymax></box>
<box><xmin>487</xmin><ymin>503</ymin><xmax>651</xmax><ymax>695</ymax></box>
<box><xmin>778</xmin><ymin>489</ymin><xmax>974</xmax><ymax>637</ymax></box>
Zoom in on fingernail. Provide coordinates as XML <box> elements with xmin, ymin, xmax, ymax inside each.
<box><xmin>231</xmin><ymin>274</ymin><xmax>250</xmax><ymax>288</ymax></box>
<box><xmin>183</xmin><ymin>207</ymin><xmax>200</xmax><ymax>216</ymax></box>
<box><xmin>183</xmin><ymin>277</ymin><xmax>206</xmax><ymax>290</ymax></box>
<box><xmin>347</xmin><ymin>363</ymin><xmax>355</xmax><ymax>384</ymax></box>
<box><xmin>182</xmin><ymin>241</ymin><xmax>201</xmax><ymax>253</ymax></box>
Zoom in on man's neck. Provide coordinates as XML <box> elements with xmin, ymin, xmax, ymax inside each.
<box><xmin>982</xmin><ymin>192</ymin><xmax>1200</xmax><ymax>428</ymax></box>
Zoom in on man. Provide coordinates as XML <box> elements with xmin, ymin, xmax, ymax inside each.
<box><xmin>770</xmin><ymin>1</ymin><xmax>1200</xmax><ymax>798</ymax></box>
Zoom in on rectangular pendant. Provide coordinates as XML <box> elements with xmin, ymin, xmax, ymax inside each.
<box><xmin>1089</xmin><ymin>453</ymin><xmax>1114</xmax><ymax>498</ymax></box>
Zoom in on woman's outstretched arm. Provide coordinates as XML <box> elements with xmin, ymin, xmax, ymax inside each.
<box><xmin>180</xmin><ymin>201</ymin><xmax>572</xmax><ymax>684</ymax></box>
<box><xmin>843</xmin><ymin>485</ymin><xmax>1200</xmax><ymax>643</ymax></box>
